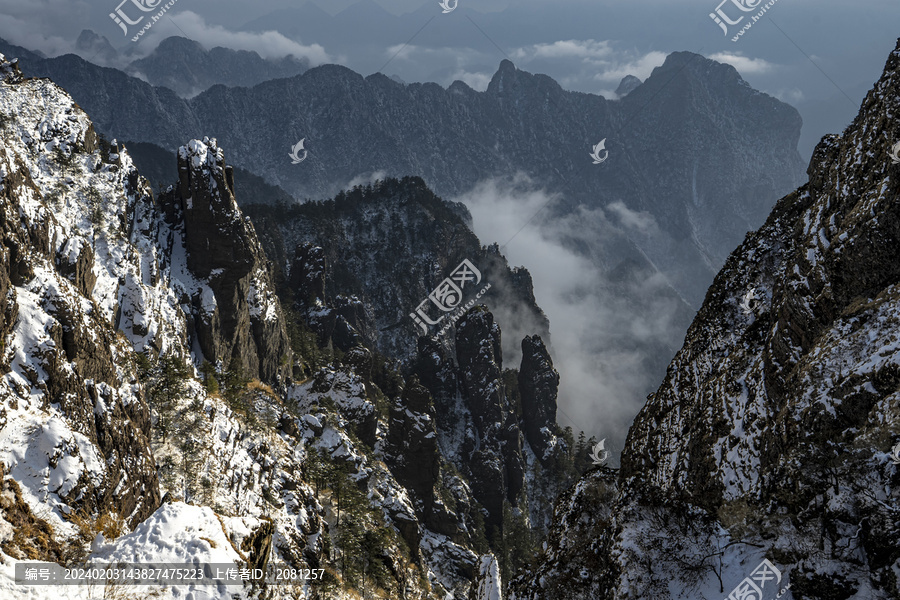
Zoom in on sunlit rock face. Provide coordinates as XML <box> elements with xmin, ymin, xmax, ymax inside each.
<box><xmin>511</xmin><ymin>39</ymin><xmax>900</xmax><ymax>600</ymax></box>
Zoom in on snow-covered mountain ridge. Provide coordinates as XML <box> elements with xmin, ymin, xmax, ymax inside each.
<box><xmin>0</xmin><ymin>52</ymin><xmax>584</xmax><ymax>600</ymax></box>
<box><xmin>0</xmin><ymin>52</ymin><xmax>318</xmax><ymax>599</ymax></box>
<box><xmin>511</xmin><ymin>37</ymin><xmax>900</xmax><ymax>600</ymax></box>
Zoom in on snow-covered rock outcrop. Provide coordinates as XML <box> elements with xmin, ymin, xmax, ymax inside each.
<box><xmin>512</xmin><ymin>37</ymin><xmax>900</xmax><ymax>600</ymax></box>
<box><xmin>169</xmin><ymin>136</ymin><xmax>291</xmax><ymax>382</ymax></box>
<box><xmin>2</xmin><ymin>51</ymin><xmax>581</xmax><ymax>600</ymax></box>
<box><xmin>0</xmin><ymin>51</ymin><xmax>169</xmax><ymax>537</ymax></box>
<box><xmin>0</xmin><ymin>52</ymin><xmax>322</xmax><ymax>599</ymax></box>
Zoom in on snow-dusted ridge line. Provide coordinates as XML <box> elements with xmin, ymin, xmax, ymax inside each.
<box><xmin>0</xmin><ymin>52</ymin><xmax>508</xmax><ymax>600</ymax></box>
<box><xmin>512</xmin><ymin>39</ymin><xmax>900</xmax><ymax>600</ymax></box>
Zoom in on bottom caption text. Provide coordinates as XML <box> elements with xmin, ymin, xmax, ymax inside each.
<box><xmin>16</xmin><ymin>563</ymin><xmax>325</xmax><ymax>586</ymax></box>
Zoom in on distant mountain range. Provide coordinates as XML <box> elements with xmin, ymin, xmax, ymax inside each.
<box><xmin>55</xmin><ymin>31</ymin><xmax>311</xmax><ymax>97</ymax></box>
<box><xmin>127</xmin><ymin>36</ymin><xmax>310</xmax><ymax>97</ymax></box>
<box><xmin>0</xmin><ymin>39</ymin><xmax>805</xmax><ymax>308</ymax></box>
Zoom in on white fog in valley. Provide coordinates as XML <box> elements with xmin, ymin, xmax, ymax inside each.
<box><xmin>456</xmin><ymin>175</ymin><xmax>688</xmax><ymax>457</ymax></box>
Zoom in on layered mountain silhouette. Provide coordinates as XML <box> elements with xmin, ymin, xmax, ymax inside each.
<box><xmin>8</xmin><ymin>33</ymin><xmax>310</xmax><ymax>98</ymax></box>
<box><xmin>512</xmin><ymin>37</ymin><xmax>900</xmax><ymax>600</ymax></box>
<box><xmin>127</xmin><ymin>36</ymin><xmax>310</xmax><ymax>97</ymax></box>
<box><xmin>0</xmin><ymin>39</ymin><xmax>804</xmax><ymax>310</ymax></box>
<box><xmin>0</xmin><ymin>41</ymin><xmax>809</xmax><ymax>440</ymax></box>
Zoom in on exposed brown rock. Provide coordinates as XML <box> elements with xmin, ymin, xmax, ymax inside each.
<box><xmin>165</xmin><ymin>138</ymin><xmax>292</xmax><ymax>383</ymax></box>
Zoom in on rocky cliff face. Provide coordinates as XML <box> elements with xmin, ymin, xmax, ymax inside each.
<box><xmin>518</xmin><ymin>335</ymin><xmax>562</xmax><ymax>465</ymax></box>
<box><xmin>454</xmin><ymin>308</ymin><xmax>525</xmax><ymax>532</ymax></box>
<box><xmin>0</xmin><ymin>52</ymin><xmax>583</xmax><ymax>600</ymax></box>
<box><xmin>244</xmin><ymin>177</ymin><xmax>550</xmax><ymax>364</ymax></box>
<box><xmin>0</xmin><ymin>49</ymin><xmax>300</xmax><ymax>544</ymax></box>
<box><xmin>244</xmin><ymin>176</ymin><xmax>576</xmax><ymax>533</ymax></box>
<box><xmin>0</xmin><ymin>56</ymin><xmax>167</xmax><ymax>540</ymax></box>
<box><xmin>166</xmin><ymin>137</ymin><xmax>292</xmax><ymax>383</ymax></box>
<box><xmin>404</xmin><ymin>306</ymin><xmax>572</xmax><ymax>546</ymax></box>
<box><xmin>512</xmin><ymin>38</ymin><xmax>900</xmax><ymax>600</ymax></box>
<box><xmin>0</xmin><ymin>54</ymin><xmax>320</xmax><ymax>597</ymax></box>
<box><xmin>242</xmin><ymin>173</ymin><xmax>584</xmax><ymax>588</ymax></box>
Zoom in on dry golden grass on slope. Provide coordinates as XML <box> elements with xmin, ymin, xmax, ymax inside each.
<box><xmin>247</xmin><ymin>379</ymin><xmax>278</xmax><ymax>399</ymax></box>
<box><xmin>0</xmin><ymin>467</ymin><xmax>61</xmax><ymax>561</ymax></box>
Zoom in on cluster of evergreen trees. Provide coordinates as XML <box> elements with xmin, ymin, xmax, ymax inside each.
<box><xmin>304</xmin><ymin>448</ymin><xmax>401</xmax><ymax>598</ymax></box>
<box><xmin>131</xmin><ymin>300</ymin><xmax>605</xmax><ymax>598</ymax></box>
<box><xmin>136</xmin><ymin>352</ymin><xmax>205</xmax><ymax>503</ymax></box>
<box><xmin>136</xmin><ymin>351</ymin><xmax>258</xmax><ymax>505</ymax></box>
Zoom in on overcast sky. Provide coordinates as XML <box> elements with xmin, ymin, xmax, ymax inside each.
<box><xmin>2</xmin><ymin>0</ymin><xmax>899</xmax><ymax>160</ymax></box>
